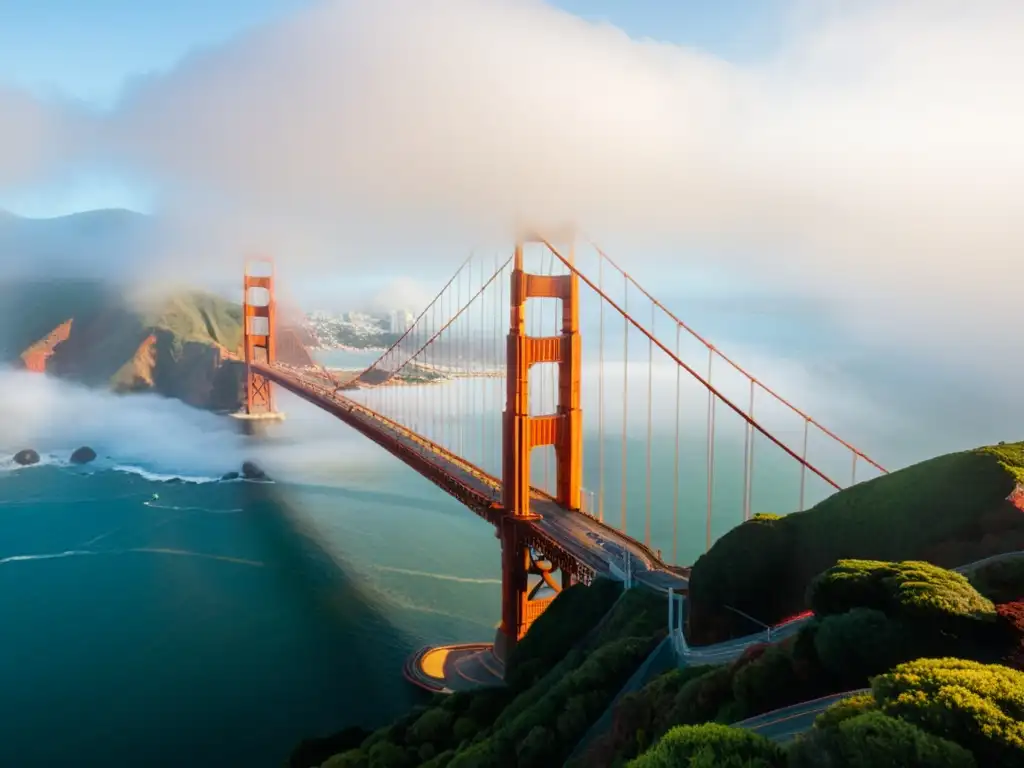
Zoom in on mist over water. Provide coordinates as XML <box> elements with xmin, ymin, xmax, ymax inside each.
<box><xmin>0</xmin><ymin>368</ymin><xmax>503</xmax><ymax>767</ymax></box>
<box><xmin>0</xmin><ymin>312</ymin><xmax>1015</xmax><ymax>767</ymax></box>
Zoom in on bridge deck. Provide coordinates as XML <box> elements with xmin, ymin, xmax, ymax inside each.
<box><xmin>253</xmin><ymin>363</ymin><xmax>689</xmax><ymax>592</ymax></box>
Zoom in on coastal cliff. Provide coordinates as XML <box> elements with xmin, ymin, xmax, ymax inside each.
<box><xmin>3</xmin><ymin>280</ymin><xmax>255</xmax><ymax>411</ymax></box>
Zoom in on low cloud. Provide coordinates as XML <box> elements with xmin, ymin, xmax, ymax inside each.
<box><xmin>1</xmin><ymin>0</ymin><xmax>1022</xmax><ymax>458</ymax></box>
<box><xmin>96</xmin><ymin>0</ymin><xmax>1023</xmax><ymax>363</ymax></box>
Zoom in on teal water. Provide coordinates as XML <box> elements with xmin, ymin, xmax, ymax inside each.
<box><xmin>0</xmin><ymin>349</ymin><xmax>894</xmax><ymax>766</ymax></box>
<box><xmin>0</xmin><ymin>374</ymin><xmax>503</xmax><ymax>767</ymax></box>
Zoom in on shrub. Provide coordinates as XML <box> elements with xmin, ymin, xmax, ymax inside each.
<box><xmin>451</xmin><ymin>716</ymin><xmax>478</xmax><ymax>745</ymax></box>
<box><xmin>968</xmin><ymin>554</ymin><xmax>1024</xmax><ymax>603</ymax></box>
<box><xmin>419</xmin><ymin>750</ymin><xmax>456</xmax><ymax>768</ymax></box>
<box><xmin>789</xmin><ymin>710</ymin><xmax>976</xmax><ymax>768</ymax></box>
<box><xmin>505</xmin><ymin>577</ymin><xmax>622</xmax><ymax>690</ymax></box>
<box><xmin>515</xmin><ymin>726</ymin><xmax>556</xmax><ymax>768</ymax></box>
<box><xmin>872</xmin><ymin>657</ymin><xmax>1024</xmax><ymax>766</ymax></box>
<box><xmin>365</xmin><ymin>740</ymin><xmax>415</xmax><ymax>768</ymax></box>
<box><xmin>812</xmin><ymin>608</ymin><xmax>919</xmax><ymax>686</ymax></box>
<box><xmin>731</xmin><ymin>643</ymin><xmax>815</xmax><ymax>718</ymax></box>
<box><xmin>451</xmin><ymin>635</ymin><xmax>657</xmax><ymax>768</ymax></box>
<box><xmin>808</xmin><ymin>560</ymin><xmax>995</xmax><ymax>624</ymax></box>
<box><xmin>997</xmin><ymin>601</ymin><xmax>1024</xmax><ymax>669</ymax></box>
<box><xmin>322</xmin><ymin>750</ymin><xmax>368</xmax><ymax>768</ymax></box>
<box><xmin>813</xmin><ymin>693</ymin><xmax>877</xmax><ymax>730</ymax></box>
<box><xmin>626</xmin><ymin>723</ymin><xmax>785</xmax><ymax>768</ymax></box>
<box><xmin>664</xmin><ymin>666</ymin><xmax>735</xmax><ymax>731</ymax></box>
<box><xmin>407</xmin><ymin>708</ymin><xmax>454</xmax><ymax>747</ymax></box>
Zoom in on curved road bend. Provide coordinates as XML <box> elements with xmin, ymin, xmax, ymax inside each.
<box><xmin>255</xmin><ymin>364</ymin><xmax>690</xmax><ymax>593</ymax></box>
<box><xmin>731</xmin><ymin>689</ymin><xmax>869</xmax><ymax>744</ymax></box>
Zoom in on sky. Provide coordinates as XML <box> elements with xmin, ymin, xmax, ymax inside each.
<box><xmin>0</xmin><ymin>0</ymin><xmax>785</xmax><ymax>216</ymax></box>
<box><xmin>0</xmin><ymin>0</ymin><xmax>1022</xmax><ymax>463</ymax></box>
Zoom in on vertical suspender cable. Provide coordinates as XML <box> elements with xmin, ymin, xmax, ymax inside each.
<box><xmin>799</xmin><ymin>418</ymin><xmax>810</xmax><ymax>511</ymax></box>
<box><xmin>743</xmin><ymin>380</ymin><xmax>755</xmax><ymax>521</ymax></box>
<box><xmin>621</xmin><ymin>271</ymin><xmax>629</xmax><ymax>533</ymax></box>
<box><xmin>551</xmin><ymin>249</ymin><xmax>558</xmax><ymax>497</ymax></box>
<box><xmin>672</xmin><ymin>323</ymin><xmax>681</xmax><ymax>564</ymax></box>
<box><xmin>705</xmin><ymin>348</ymin><xmax>716</xmax><ymax>552</ymax></box>
<box><xmin>598</xmin><ymin>254</ymin><xmax>605</xmax><ymax>523</ymax></box>
<box><xmin>645</xmin><ymin>302</ymin><xmax>654</xmax><ymax>548</ymax></box>
<box><xmin>540</xmin><ymin>250</ymin><xmax>550</xmax><ymax>494</ymax></box>
<box><xmin>851</xmin><ymin>454</ymin><xmax>858</xmax><ymax>486</ymax></box>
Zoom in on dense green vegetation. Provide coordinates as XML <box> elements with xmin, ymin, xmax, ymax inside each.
<box><xmin>291</xmin><ymin>444</ymin><xmax>1024</xmax><ymax>768</ymax></box>
<box><xmin>966</xmin><ymin>552</ymin><xmax>1024</xmax><ymax>604</ymax></box>
<box><xmin>627</xmin><ymin>723</ymin><xmax>785</xmax><ymax>768</ymax></box>
<box><xmin>581</xmin><ymin>558</ymin><xmax>1024</xmax><ymax>767</ymax></box>
<box><xmin>296</xmin><ymin>579</ymin><xmax>668</xmax><ymax>768</ymax></box>
<box><xmin>688</xmin><ymin>443</ymin><xmax>1024</xmax><ymax>642</ymax></box>
<box><xmin>790</xmin><ymin>658</ymin><xmax>1024</xmax><ymax>768</ymax></box>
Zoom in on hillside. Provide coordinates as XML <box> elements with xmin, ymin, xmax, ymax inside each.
<box><xmin>287</xmin><ymin>444</ymin><xmax>1024</xmax><ymax>767</ymax></box>
<box><xmin>687</xmin><ymin>442</ymin><xmax>1024</xmax><ymax>643</ymax></box>
<box><xmin>1</xmin><ymin>278</ymin><xmax>315</xmax><ymax>411</ymax></box>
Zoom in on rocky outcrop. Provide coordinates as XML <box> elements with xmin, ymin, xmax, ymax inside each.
<box><xmin>19</xmin><ymin>319</ymin><xmax>73</xmax><ymax>373</ymax></box>
<box><xmin>70</xmin><ymin>446</ymin><xmax>97</xmax><ymax>464</ymax></box>
<box><xmin>241</xmin><ymin>461</ymin><xmax>270</xmax><ymax>481</ymax></box>
<box><xmin>13</xmin><ymin>449</ymin><xmax>39</xmax><ymax>466</ymax></box>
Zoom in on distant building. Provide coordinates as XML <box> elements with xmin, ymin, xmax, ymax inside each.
<box><xmin>389</xmin><ymin>309</ymin><xmax>415</xmax><ymax>334</ymax></box>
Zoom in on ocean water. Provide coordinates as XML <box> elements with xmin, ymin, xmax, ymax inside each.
<box><xmin>0</xmin><ymin>345</ymin><xmax>889</xmax><ymax>767</ymax></box>
<box><xmin>0</xmin><ymin>374</ymin><xmax>504</xmax><ymax>767</ymax></box>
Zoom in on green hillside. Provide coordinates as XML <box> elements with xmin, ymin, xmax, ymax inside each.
<box><xmin>1</xmin><ymin>279</ymin><xmax>248</xmax><ymax>411</ymax></box>
<box><xmin>687</xmin><ymin>443</ymin><xmax>1024</xmax><ymax>642</ymax></box>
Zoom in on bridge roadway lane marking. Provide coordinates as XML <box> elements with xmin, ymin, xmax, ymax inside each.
<box><xmin>262</xmin><ymin>365</ymin><xmax>688</xmax><ymax>592</ymax></box>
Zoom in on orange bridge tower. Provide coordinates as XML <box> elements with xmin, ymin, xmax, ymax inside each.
<box><xmin>495</xmin><ymin>233</ymin><xmax>583</xmax><ymax>662</ymax></box>
<box><xmin>242</xmin><ymin>258</ymin><xmax>277</xmax><ymax>416</ymax></box>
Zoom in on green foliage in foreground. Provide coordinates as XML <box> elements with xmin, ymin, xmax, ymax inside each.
<box><xmin>621</xmin><ymin>658</ymin><xmax>1024</xmax><ymax>768</ymax></box>
<box><xmin>792</xmin><ymin>658</ymin><xmax>1024</xmax><ymax>768</ymax></box>
<box><xmin>627</xmin><ymin>723</ymin><xmax>786</xmax><ymax>768</ymax></box>
<box><xmin>967</xmin><ymin>553</ymin><xmax>1024</xmax><ymax>604</ymax></box>
<box><xmin>688</xmin><ymin>444</ymin><xmax>1024</xmax><ymax>640</ymax></box>
<box><xmin>873</xmin><ymin>658</ymin><xmax>1024</xmax><ymax>766</ymax></box>
<box><xmin>584</xmin><ymin>558</ymin><xmax>1024</xmax><ymax>768</ymax></box>
<box><xmin>809</xmin><ymin>559</ymin><xmax>995</xmax><ymax>623</ymax></box>
<box><xmin>310</xmin><ymin>579</ymin><xmax>667</xmax><ymax>768</ymax></box>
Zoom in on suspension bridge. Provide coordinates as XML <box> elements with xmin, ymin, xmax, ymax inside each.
<box><xmin>239</xmin><ymin>233</ymin><xmax>887</xmax><ymax>693</ymax></box>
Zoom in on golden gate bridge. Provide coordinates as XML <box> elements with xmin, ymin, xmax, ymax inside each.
<box><xmin>240</xmin><ymin>232</ymin><xmax>886</xmax><ymax>692</ymax></box>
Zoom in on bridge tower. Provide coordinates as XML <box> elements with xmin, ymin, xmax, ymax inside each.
<box><xmin>242</xmin><ymin>258</ymin><xmax>277</xmax><ymax>416</ymax></box>
<box><xmin>495</xmin><ymin>233</ymin><xmax>583</xmax><ymax>662</ymax></box>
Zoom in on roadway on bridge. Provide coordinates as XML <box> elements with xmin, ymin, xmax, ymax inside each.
<box><xmin>255</xmin><ymin>363</ymin><xmax>690</xmax><ymax>594</ymax></box>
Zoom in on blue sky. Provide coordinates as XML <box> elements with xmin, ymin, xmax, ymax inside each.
<box><xmin>0</xmin><ymin>0</ymin><xmax>785</xmax><ymax>217</ymax></box>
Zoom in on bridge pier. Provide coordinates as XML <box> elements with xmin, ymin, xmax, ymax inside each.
<box><xmin>495</xmin><ymin>234</ymin><xmax>583</xmax><ymax>660</ymax></box>
<box><xmin>242</xmin><ymin>258</ymin><xmax>280</xmax><ymax>418</ymax></box>
<box><xmin>403</xmin><ymin>234</ymin><xmax>585</xmax><ymax>692</ymax></box>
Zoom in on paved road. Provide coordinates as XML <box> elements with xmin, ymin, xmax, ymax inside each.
<box><xmin>255</xmin><ymin>363</ymin><xmax>690</xmax><ymax>592</ymax></box>
<box><xmin>732</xmin><ymin>689</ymin><xmax>869</xmax><ymax>743</ymax></box>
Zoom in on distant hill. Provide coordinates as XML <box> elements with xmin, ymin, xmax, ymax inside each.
<box><xmin>0</xmin><ymin>208</ymin><xmax>154</xmax><ymax>281</ymax></box>
<box><xmin>0</xmin><ymin>209</ymin><xmax>313</xmax><ymax>411</ymax></box>
<box><xmin>0</xmin><ymin>279</ymin><xmax>247</xmax><ymax>411</ymax></box>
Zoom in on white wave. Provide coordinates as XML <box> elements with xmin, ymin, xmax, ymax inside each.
<box><xmin>0</xmin><ymin>452</ymin><xmax>70</xmax><ymax>473</ymax></box>
<box><xmin>110</xmin><ymin>464</ymin><xmax>223</xmax><ymax>485</ymax></box>
<box><xmin>143</xmin><ymin>501</ymin><xmax>243</xmax><ymax>514</ymax></box>
<box><xmin>372</xmin><ymin>564</ymin><xmax>500</xmax><ymax>585</ymax></box>
<box><xmin>0</xmin><ymin>550</ymin><xmax>98</xmax><ymax>565</ymax></box>
<box><xmin>0</xmin><ymin>547</ymin><xmax>263</xmax><ymax>568</ymax></box>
